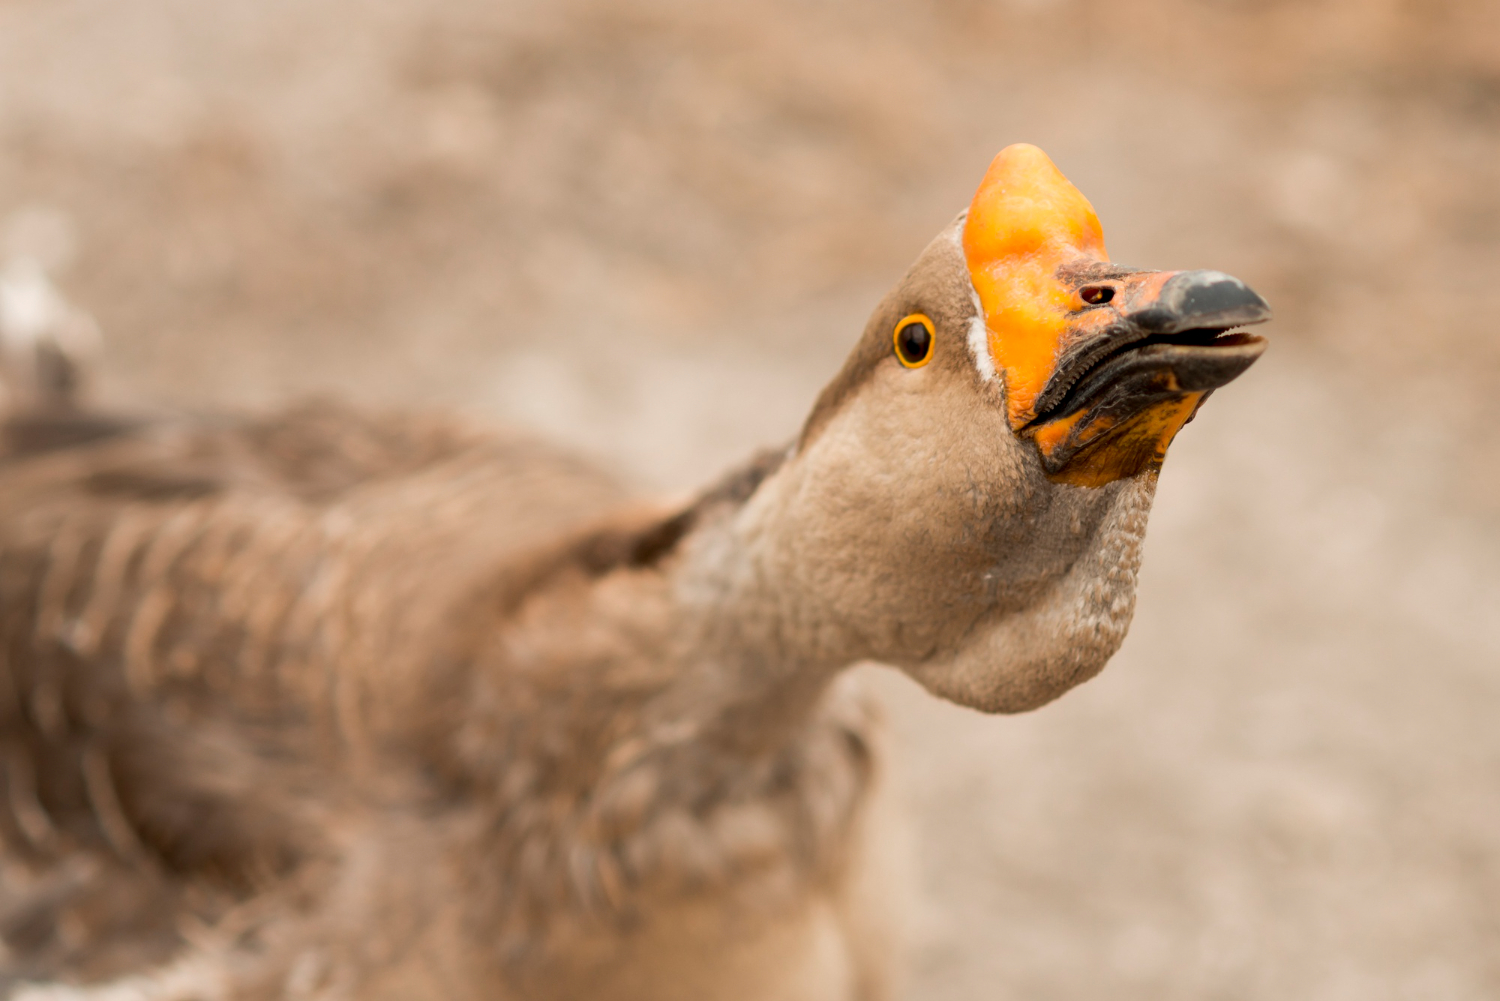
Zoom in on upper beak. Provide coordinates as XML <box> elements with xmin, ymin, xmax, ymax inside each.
<box><xmin>1025</xmin><ymin>267</ymin><xmax>1271</xmax><ymax>485</ymax></box>
<box><xmin>1030</xmin><ymin>268</ymin><xmax>1271</xmax><ymax>424</ymax></box>
<box><xmin>1128</xmin><ymin>270</ymin><xmax>1272</xmax><ymax>335</ymax></box>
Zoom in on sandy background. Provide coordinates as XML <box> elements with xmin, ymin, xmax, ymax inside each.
<box><xmin>2</xmin><ymin>0</ymin><xmax>1498</xmax><ymax>996</ymax></box>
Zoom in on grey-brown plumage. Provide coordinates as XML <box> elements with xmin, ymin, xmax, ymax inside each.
<box><xmin>0</xmin><ymin>403</ymin><xmax>881</xmax><ymax>999</ymax></box>
<box><xmin>0</xmin><ymin>146</ymin><xmax>1269</xmax><ymax>1000</ymax></box>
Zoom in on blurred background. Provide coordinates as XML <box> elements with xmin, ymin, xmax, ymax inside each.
<box><xmin>2</xmin><ymin>0</ymin><xmax>1497</xmax><ymax>996</ymax></box>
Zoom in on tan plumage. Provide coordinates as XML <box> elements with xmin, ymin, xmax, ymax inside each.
<box><xmin>0</xmin><ymin>404</ymin><xmax>886</xmax><ymax>999</ymax></box>
<box><xmin>0</xmin><ymin>146</ymin><xmax>1268</xmax><ymax>999</ymax></box>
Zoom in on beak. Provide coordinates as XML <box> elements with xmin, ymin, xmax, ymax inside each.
<box><xmin>1025</xmin><ymin>267</ymin><xmax>1270</xmax><ymax>486</ymax></box>
<box><xmin>961</xmin><ymin>144</ymin><xmax>1271</xmax><ymax>487</ymax></box>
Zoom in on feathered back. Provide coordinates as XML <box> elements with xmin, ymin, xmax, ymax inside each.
<box><xmin>0</xmin><ymin>402</ymin><xmax>631</xmax><ymax>980</ymax></box>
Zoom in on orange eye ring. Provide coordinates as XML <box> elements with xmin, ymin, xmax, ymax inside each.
<box><xmin>893</xmin><ymin>313</ymin><xmax>935</xmax><ymax>368</ymax></box>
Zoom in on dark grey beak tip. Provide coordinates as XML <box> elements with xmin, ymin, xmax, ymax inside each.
<box><xmin>1157</xmin><ymin>270</ymin><xmax>1272</xmax><ymax>333</ymax></box>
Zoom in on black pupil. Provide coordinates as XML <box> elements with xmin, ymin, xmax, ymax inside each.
<box><xmin>1080</xmin><ymin>285</ymin><xmax>1115</xmax><ymax>305</ymax></box>
<box><xmin>898</xmin><ymin>323</ymin><xmax>931</xmax><ymax>362</ymax></box>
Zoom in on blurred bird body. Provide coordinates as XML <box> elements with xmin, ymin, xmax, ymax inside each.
<box><xmin>0</xmin><ymin>146</ymin><xmax>1267</xmax><ymax>999</ymax></box>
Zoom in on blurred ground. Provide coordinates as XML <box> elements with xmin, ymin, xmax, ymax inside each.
<box><xmin>2</xmin><ymin>0</ymin><xmax>1498</xmax><ymax>996</ymax></box>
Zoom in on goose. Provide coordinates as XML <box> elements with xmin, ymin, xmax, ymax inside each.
<box><xmin>0</xmin><ymin>144</ymin><xmax>1269</xmax><ymax>1000</ymax></box>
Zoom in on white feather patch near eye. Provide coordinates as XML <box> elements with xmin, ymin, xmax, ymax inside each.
<box><xmin>966</xmin><ymin>284</ymin><xmax>995</xmax><ymax>383</ymax></box>
<box><xmin>947</xmin><ymin>215</ymin><xmax>995</xmax><ymax>383</ymax></box>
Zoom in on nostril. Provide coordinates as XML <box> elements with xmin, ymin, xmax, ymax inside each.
<box><xmin>1080</xmin><ymin>285</ymin><xmax>1115</xmax><ymax>306</ymax></box>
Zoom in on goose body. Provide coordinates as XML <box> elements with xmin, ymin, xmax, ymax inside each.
<box><xmin>0</xmin><ymin>146</ymin><xmax>1269</xmax><ymax>999</ymax></box>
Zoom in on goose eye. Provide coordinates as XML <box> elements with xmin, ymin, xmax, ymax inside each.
<box><xmin>893</xmin><ymin>314</ymin><xmax>935</xmax><ymax>368</ymax></box>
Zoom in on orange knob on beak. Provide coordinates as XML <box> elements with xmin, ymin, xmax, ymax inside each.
<box><xmin>963</xmin><ymin>143</ymin><xmax>1109</xmax><ymax>430</ymax></box>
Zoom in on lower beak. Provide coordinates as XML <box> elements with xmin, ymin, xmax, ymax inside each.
<box><xmin>1027</xmin><ymin>270</ymin><xmax>1270</xmax><ymax>486</ymax></box>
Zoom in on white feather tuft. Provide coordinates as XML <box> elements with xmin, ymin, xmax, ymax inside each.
<box><xmin>966</xmin><ymin>285</ymin><xmax>995</xmax><ymax>383</ymax></box>
<box><xmin>946</xmin><ymin>214</ymin><xmax>996</xmax><ymax>384</ymax></box>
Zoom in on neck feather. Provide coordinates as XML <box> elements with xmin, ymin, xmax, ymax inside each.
<box><xmin>444</xmin><ymin>451</ymin><xmax>877</xmax><ymax>943</ymax></box>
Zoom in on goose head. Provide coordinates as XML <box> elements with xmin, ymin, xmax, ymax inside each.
<box><xmin>735</xmin><ymin>144</ymin><xmax>1269</xmax><ymax>713</ymax></box>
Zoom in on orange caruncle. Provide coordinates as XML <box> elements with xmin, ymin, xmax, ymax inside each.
<box><xmin>962</xmin><ymin>144</ymin><xmax>1107</xmax><ymax>429</ymax></box>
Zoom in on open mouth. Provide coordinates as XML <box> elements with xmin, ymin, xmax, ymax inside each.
<box><xmin>1028</xmin><ymin>326</ymin><xmax>1268</xmax><ymax>428</ymax></box>
<box><xmin>999</xmin><ymin>266</ymin><xmax>1271</xmax><ymax>484</ymax></box>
